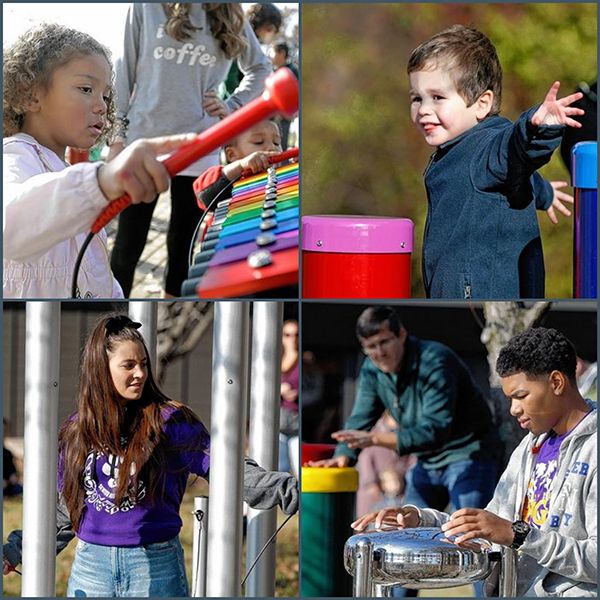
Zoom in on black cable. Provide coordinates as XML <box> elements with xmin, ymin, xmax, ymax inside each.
<box><xmin>187</xmin><ymin>173</ymin><xmax>244</xmax><ymax>268</ymax></box>
<box><xmin>241</xmin><ymin>512</ymin><xmax>295</xmax><ymax>587</ymax></box>
<box><xmin>70</xmin><ymin>231</ymin><xmax>95</xmax><ymax>298</ymax></box>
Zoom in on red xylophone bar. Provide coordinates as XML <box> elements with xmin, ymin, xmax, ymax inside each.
<box><xmin>90</xmin><ymin>68</ymin><xmax>298</xmax><ymax>234</ymax></box>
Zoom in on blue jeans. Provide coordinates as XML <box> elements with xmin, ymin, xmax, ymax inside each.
<box><xmin>403</xmin><ymin>459</ymin><xmax>499</xmax><ymax>512</ymax></box>
<box><xmin>67</xmin><ymin>536</ymin><xmax>188</xmax><ymax>597</ymax></box>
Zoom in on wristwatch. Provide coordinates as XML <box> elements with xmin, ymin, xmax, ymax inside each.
<box><xmin>510</xmin><ymin>520</ymin><xmax>531</xmax><ymax>550</ymax></box>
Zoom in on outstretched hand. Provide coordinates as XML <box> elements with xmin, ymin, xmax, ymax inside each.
<box><xmin>546</xmin><ymin>181</ymin><xmax>574</xmax><ymax>224</ymax></box>
<box><xmin>3</xmin><ymin>558</ymin><xmax>17</xmax><ymax>576</ymax></box>
<box><xmin>351</xmin><ymin>506</ymin><xmax>420</xmax><ymax>532</ymax></box>
<box><xmin>531</xmin><ymin>81</ymin><xmax>584</xmax><ymax>128</ymax></box>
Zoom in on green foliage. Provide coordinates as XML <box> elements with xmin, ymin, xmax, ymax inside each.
<box><xmin>302</xmin><ymin>3</ymin><xmax>596</xmax><ymax>297</ymax></box>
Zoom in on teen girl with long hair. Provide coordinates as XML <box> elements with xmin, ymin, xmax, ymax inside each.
<box><xmin>3</xmin><ymin>314</ymin><xmax>297</xmax><ymax>596</ymax></box>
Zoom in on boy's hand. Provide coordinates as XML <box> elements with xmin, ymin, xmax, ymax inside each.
<box><xmin>305</xmin><ymin>455</ymin><xmax>350</xmax><ymax>468</ymax></box>
<box><xmin>546</xmin><ymin>181</ymin><xmax>574</xmax><ymax>224</ymax></box>
<box><xmin>531</xmin><ymin>81</ymin><xmax>584</xmax><ymax>128</ymax></box>
<box><xmin>203</xmin><ymin>91</ymin><xmax>230</xmax><ymax>119</ymax></box>
<box><xmin>3</xmin><ymin>557</ymin><xmax>17</xmax><ymax>575</ymax></box>
<box><xmin>239</xmin><ymin>150</ymin><xmax>281</xmax><ymax>174</ymax></box>
<box><xmin>97</xmin><ymin>134</ymin><xmax>196</xmax><ymax>204</ymax></box>
<box><xmin>351</xmin><ymin>506</ymin><xmax>420</xmax><ymax>532</ymax></box>
<box><xmin>331</xmin><ymin>429</ymin><xmax>375</xmax><ymax>449</ymax></box>
<box><xmin>441</xmin><ymin>508</ymin><xmax>513</xmax><ymax>546</ymax></box>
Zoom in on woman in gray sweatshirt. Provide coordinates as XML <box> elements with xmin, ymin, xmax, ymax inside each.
<box><xmin>108</xmin><ymin>3</ymin><xmax>272</xmax><ymax>297</ymax></box>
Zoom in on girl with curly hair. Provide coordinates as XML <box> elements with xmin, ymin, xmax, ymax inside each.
<box><xmin>3</xmin><ymin>23</ymin><xmax>196</xmax><ymax>299</ymax></box>
<box><xmin>3</xmin><ymin>314</ymin><xmax>298</xmax><ymax>596</ymax></box>
<box><xmin>108</xmin><ymin>3</ymin><xmax>272</xmax><ymax>298</ymax></box>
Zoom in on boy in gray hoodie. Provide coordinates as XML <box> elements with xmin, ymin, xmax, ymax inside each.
<box><xmin>353</xmin><ymin>327</ymin><xmax>597</xmax><ymax>596</ymax></box>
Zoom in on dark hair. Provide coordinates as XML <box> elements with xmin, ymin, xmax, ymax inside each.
<box><xmin>356</xmin><ymin>306</ymin><xmax>403</xmax><ymax>339</ymax></box>
<box><xmin>3</xmin><ymin>23</ymin><xmax>116</xmax><ymax>142</ymax></box>
<box><xmin>247</xmin><ymin>3</ymin><xmax>282</xmax><ymax>34</ymax></box>
<box><xmin>407</xmin><ymin>25</ymin><xmax>502</xmax><ymax>116</ymax></box>
<box><xmin>273</xmin><ymin>42</ymin><xmax>290</xmax><ymax>58</ymax></box>
<box><xmin>162</xmin><ymin>3</ymin><xmax>247</xmax><ymax>58</ymax></box>
<box><xmin>496</xmin><ymin>327</ymin><xmax>577</xmax><ymax>382</ymax></box>
<box><xmin>59</xmin><ymin>313</ymin><xmax>201</xmax><ymax>531</ymax></box>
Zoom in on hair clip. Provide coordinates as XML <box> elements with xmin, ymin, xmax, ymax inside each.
<box><xmin>105</xmin><ymin>315</ymin><xmax>142</xmax><ymax>335</ymax></box>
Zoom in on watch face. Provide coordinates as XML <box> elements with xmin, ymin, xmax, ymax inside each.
<box><xmin>513</xmin><ymin>520</ymin><xmax>529</xmax><ymax>535</ymax></box>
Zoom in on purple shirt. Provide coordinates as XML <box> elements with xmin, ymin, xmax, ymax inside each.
<box><xmin>522</xmin><ymin>430</ymin><xmax>568</xmax><ymax>528</ymax></box>
<box><xmin>281</xmin><ymin>362</ymin><xmax>299</xmax><ymax>413</ymax></box>
<box><xmin>59</xmin><ymin>406</ymin><xmax>210</xmax><ymax>546</ymax></box>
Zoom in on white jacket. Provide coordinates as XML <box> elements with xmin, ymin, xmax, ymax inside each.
<box><xmin>420</xmin><ymin>403</ymin><xmax>597</xmax><ymax>596</ymax></box>
<box><xmin>3</xmin><ymin>134</ymin><xmax>123</xmax><ymax>298</ymax></box>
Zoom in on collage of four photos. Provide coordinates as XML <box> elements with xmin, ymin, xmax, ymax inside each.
<box><xmin>2</xmin><ymin>1</ymin><xmax>597</xmax><ymax>598</ymax></box>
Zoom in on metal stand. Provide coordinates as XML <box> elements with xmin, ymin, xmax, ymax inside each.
<box><xmin>21</xmin><ymin>302</ymin><xmax>60</xmax><ymax>597</ymax></box>
<box><xmin>191</xmin><ymin>496</ymin><xmax>209</xmax><ymax>597</ymax></box>
<box><xmin>245</xmin><ymin>302</ymin><xmax>283</xmax><ymax>597</ymax></box>
<box><xmin>128</xmin><ymin>302</ymin><xmax>157</xmax><ymax>366</ymax></box>
<box><xmin>206</xmin><ymin>302</ymin><xmax>250</xmax><ymax>597</ymax></box>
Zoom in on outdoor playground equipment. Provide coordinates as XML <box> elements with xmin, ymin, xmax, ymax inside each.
<box><xmin>182</xmin><ymin>149</ymin><xmax>299</xmax><ymax>298</ymax></box>
<box><xmin>18</xmin><ymin>301</ymin><xmax>288</xmax><ymax>597</ymax></box>
<box><xmin>70</xmin><ymin>67</ymin><xmax>298</xmax><ymax>298</ymax></box>
<box><xmin>572</xmin><ymin>141</ymin><xmax>597</xmax><ymax>298</ymax></box>
<box><xmin>301</xmin><ymin>465</ymin><xmax>358</xmax><ymax>597</ymax></box>
<box><xmin>344</xmin><ymin>528</ymin><xmax>518</xmax><ymax>597</ymax></box>
<box><xmin>302</xmin><ymin>216</ymin><xmax>414</xmax><ymax>298</ymax></box>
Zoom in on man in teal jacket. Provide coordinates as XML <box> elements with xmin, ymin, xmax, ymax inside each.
<box><xmin>309</xmin><ymin>305</ymin><xmax>501</xmax><ymax>512</ymax></box>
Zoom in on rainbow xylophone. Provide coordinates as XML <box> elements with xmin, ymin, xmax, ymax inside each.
<box><xmin>181</xmin><ymin>158</ymin><xmax>299</xmax><ymax>298</ymax></box>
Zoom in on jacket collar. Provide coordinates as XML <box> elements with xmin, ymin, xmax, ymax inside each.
<box><xmin>436</xmin><ymin>114</ymin><xmax>511</xmax><ymax>152</ymax></box>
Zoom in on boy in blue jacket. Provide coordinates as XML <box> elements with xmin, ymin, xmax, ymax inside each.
<box><xmin>408</xmin><ymin>25</ymin><xmax>584</xmax><ymax>299</ymax></box>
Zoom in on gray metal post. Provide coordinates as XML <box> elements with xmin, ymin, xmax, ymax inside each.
<box><xmin>191</xmin><ymin>496</ymin><xmax>209</xmax><ymax>597</ymax></box>
<box><xmin>499</xmin><ymin>547</ymin><xmax>518</xmax><ymax>597</ymax></box>
<box><xmin>128</xmin><ymin>301</ymin><xmax>157</xmax><ymax>366</ymax></box>
<box><xmin>245</xmin><ymin>302</ymin><xmax>283</xmax><ymax>596</ymax></box>
<box><xmin>352</xmin><ymin>539</ymin><xmax>374</xmax><ymax>597</ymax></box>
<box><xmin>21</xmin><ymin>302</ymin><xmax>61</xmax><ymax>597</ymax></box>
<box><xmin>206</xmin><ymin>302</ymin><xmax>250</xmax><ymax>597</ymax></box>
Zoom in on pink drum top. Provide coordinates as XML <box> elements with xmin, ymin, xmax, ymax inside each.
<box><xmin>302</xmin><ymin>215</ymin><xmax>414</xmax><ymax>254</ymax></box>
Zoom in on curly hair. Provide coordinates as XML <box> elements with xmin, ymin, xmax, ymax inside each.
<box><xmin>496</xmin><ymin>327</ymin><xmax>577</xmax><ymax>382</ymax></box>
<box><xmin>407</xmin><ymin>25</ymin><xmax>503</xmax><ymax>117</ymax></box>
<box><xmin>162</xmin><ymin>3</ymin><xmax>247</xmax><ymax>59</ymax></box>
<box><xmin>3</xmin><ymin>23</ymin><xmax>116</xmax><ymax>145</ymax></box>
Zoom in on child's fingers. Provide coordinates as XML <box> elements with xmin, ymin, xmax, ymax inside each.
<box><xmin>143</xmin><ymin>133</ymin><xmax>197</xmax><ymax>155</ymax></box>
<box><xmin>142</xmin><ymin>154</ymin><xmax>171</xmax><ymax>197</ymax></box>
<box><xmin>546</xmin><ymin>207</ymin><xmax>558</xmax><ymax>224</ymax></box>
<box><xmin>554</xmin><ymin>200</ymin><xmax>572</xmax><ymax>217</ymax></box>
<box><xmin>554</xmin><ymin>191</ymin><xmax>574</xmax><ymax>204</ymax></box>
<box><xmin>544</xmin><ymin>81</ymin><xmax>561</xmax><ymax>102</ymax></box>
<box><xmin>559</xmin><ymin>91</ymin><xmax>584</xmax><ymax>106</ymax></box>
<box><xmin>120</xmin><ymin>169</ymin><xmax>154</xmax><ymax>204</ymax></box>
<box><xmin>565</xmin><ymin>117</ymin><xmax>583</xmax><ymax>129</ymax></box>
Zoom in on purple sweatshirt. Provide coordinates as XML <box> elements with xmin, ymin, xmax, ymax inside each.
<box><xmin>58</xmin><ymin>406</ymin><xmax>210</xmax><ymax>547</ymax></box>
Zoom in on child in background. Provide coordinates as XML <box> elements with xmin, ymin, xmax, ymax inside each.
<box><xmin>408</xmin><ymin>25</ymin><xmax>584</xmax><ymax>299</ymax></box>
<box><xmin>194</xmin><ymin>119</ymin><xmax>283</xmax><ymax>208</ymax></box>
<box><xmin>3</xmin><ymin>23</ymin><xmax>195</xmax><ymax>299</ymax></box>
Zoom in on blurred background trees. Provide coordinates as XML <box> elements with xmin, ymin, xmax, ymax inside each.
<box><xmin>301</xmin><ymin>3</ymin><xmax>597</xmax><ymax>297</ymax></box>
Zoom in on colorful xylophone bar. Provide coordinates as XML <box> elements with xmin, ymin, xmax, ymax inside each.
<box><xmin>181</xmin><ymin>160</ymin><xmax>299</xmax><ymax>298</ymax></box>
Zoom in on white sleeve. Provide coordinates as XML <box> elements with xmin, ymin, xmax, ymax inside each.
<box><xmin>3</xmin><ymin>143</ymin><xmax>109</xmax><ymax>262</ymax></box>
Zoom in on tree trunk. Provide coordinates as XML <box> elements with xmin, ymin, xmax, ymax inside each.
<box><xmin>156</xmin><ymin>302</ymin><xmax>214</xmax><ymax>384</ymax></box>
<box><xmin>480</xmin><ymin>302</ymin><xmax>552</xmax><ymax>467</ymax></box>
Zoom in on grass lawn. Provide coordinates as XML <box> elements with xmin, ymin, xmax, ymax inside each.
<box><xmin>3</xmin><ymin>479</ymin><xmax>298</xmax><ymax>597</ymax></box>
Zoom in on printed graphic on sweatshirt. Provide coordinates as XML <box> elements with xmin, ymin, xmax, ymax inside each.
<box><xmin>522</xmin><ymin>431</ymin><xmax>566</xmax><ymax>528</ymax></box>
<box><xmin>154</xmin><ymin>25</ymin><xmax>217</xmax><ymax>67</ymax></box>
<box><xmin>83</xmin><ymin>450</ymin><xmax>146</xmax><ymax>514</ymax></box>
